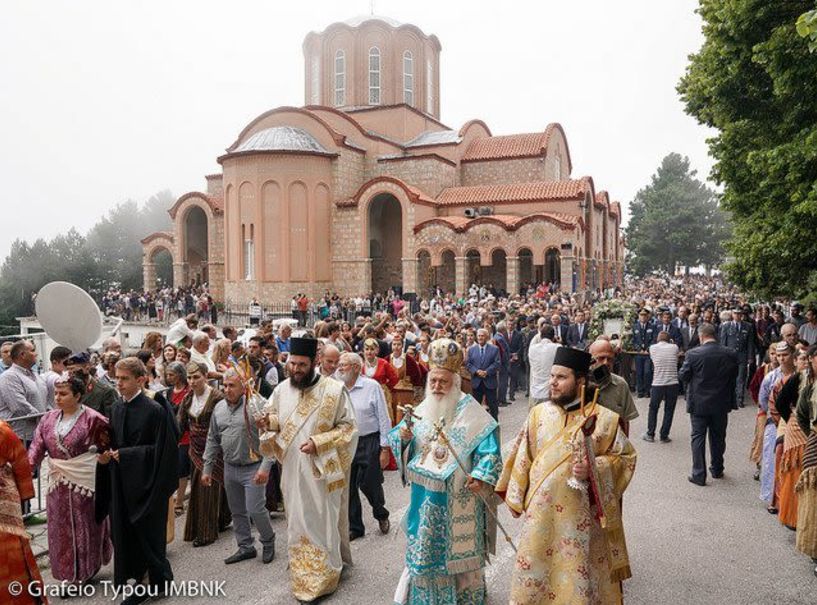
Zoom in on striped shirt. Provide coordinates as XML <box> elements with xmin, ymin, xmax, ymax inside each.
<box><xmin>649</xmin><ymin>342</ymin><xmax>679</xmax><ymax>386</ymax></box>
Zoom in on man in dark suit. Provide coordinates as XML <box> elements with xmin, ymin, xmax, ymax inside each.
<box><xmin>504</xmin><ymin>321</ymin><xmax>525</xmax><ymax>402</ymax></box>
<box><xmin>493</xmin><ymin>324</ymin><xmax>511</xmax><ymax>407</ymax></box>
<box><xmin>632</xmin><ymin>308</ymin><xmax>656</xmax><ymax>398</ymax></box>
<box><xmin>550</xmin><ymin>313</ymin><xmax>569</xmax><ymax>346</ymax></box>
<box><xmin>567</xmin><ymin>311</ymin><xmax>589</xmax><ymax>350</ymax></box>
<box><xmin>656</xmin><ymin>309</ymin><xmax>683</xmax><ymax>346</ymax></box>
<box><xmin>65</xmin><ymin>351</ymin><xmax>119</xmax><ymax>418</ymax></box>
<box><xmin>719</xmin><ymin>308</ymin><xmax>754</xmax><ymax>408</ymax></box>
<box><xmin>466</xmin><ymin>328</ymin><xmax>501</xmax><ymax>420</ymax></box>
<box><xmin>680</xmin><ymin>313</ymin><xmax>701</xmax><ymax>352</ymax></box>
<box><xmin>679</xmin><ymin>323</ymin><xmax>739</xmax><ymax>486</ymax></box>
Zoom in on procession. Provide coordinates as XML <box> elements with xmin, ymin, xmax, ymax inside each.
<box><xmin>3</xmin><ymin>2</ymin><xmax>817</xmax><ymax>604</ymax></box>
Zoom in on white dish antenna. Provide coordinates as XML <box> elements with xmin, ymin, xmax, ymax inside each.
<box><xmin>35</xmin><ymin>281</ymin><xmax>103</xmax><ymax>351</ymax></box>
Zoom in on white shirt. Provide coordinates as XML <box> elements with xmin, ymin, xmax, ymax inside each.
<box><xmin>346</xmin><ymin>375</ymin><xmax>391</xmax><ymax>446</ymax></box>
<box><xmin>649</xmin><ymin>342</ymin><xmax>679</xmax><ymax>386</ymax></box>
<box><xmin>190</xmin><ymin>385</ymin><xmax>212</xmax><ymax>418</ymax></box>
<box><xmin>528</xmin><ymin>336</ymin><xmax>560</xmax><ymax>401</ymax></box>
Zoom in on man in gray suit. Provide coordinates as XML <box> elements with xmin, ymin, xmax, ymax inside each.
<box><xmin>719</xmin><ymin>308</ymin><xmax>754</xmax><ymax>408</ymax></box>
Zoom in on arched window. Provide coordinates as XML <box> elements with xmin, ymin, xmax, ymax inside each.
<box><xmin>403</xmin><ymin>51</ymin><xmax>414</xmax><ymax>105</ymax></box>
<box><xmin>368</xmin><ymin>47</ymin><xmax>381</xmax><ymax>105</ymax></box>
<box><xmin>334</xmin><ymin>50</ymin><xmax>345</xmax><ymax>107</ymax></box>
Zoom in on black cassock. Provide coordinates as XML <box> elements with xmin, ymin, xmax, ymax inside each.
<box><xmin>98</xmin><ymin>391</ymin><xmax>179</xmax><ymax>587</ymax></box>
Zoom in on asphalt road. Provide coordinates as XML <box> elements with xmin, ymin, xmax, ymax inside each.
<box><xmin>42</xmin><ymin>394</ymin><xmax>816</xmax><ymax>604</ymax></box>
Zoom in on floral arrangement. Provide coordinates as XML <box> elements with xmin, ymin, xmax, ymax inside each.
<box><xmin>588</xmin><ymin>300</ymin><xmax>639</xmax><ymax>351</ymax></box>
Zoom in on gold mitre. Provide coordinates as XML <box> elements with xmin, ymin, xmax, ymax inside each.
<box><xmin>428</xmin><ymin>339</ymin><xmax>463</xmax><ymax>373</ymax></box>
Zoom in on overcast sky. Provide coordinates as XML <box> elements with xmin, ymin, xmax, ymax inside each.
<box><xmin>0</xmin><ymin>0</ymin><xmax>714</xmax><ymax>260</ymax></box>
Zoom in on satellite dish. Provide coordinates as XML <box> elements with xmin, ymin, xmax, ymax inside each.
<box><xmin>35</xmin><ymin>281</ymin><xmax>103</xmax><ymax>352</ymax></box>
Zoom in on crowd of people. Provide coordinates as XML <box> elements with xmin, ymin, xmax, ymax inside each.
<box><xmin>1</xmin><ymin>273</ymin><xmax>817</xmax><ymax>604</ymax></box>
<box><xmin>97</xmin><ymin>286</ymin><xmax>218</xmax><ymax>325</ymax></box>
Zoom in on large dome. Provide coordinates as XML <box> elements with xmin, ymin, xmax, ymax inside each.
<box><xmin>234</xmin><ymin>126</ymin><xmax>329</xmax><ymax>154</ymax></box>
<box><xmin>342</xmin><ymin>15</ymin><xmax>403</xmax><ymax>28</ymax></box>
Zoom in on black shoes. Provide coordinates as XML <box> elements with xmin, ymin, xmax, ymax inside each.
<box><xmin>711</xmin><ymin>472</ymin><xmax>724</xmax><ymax>479</ymax></box>
<box><xmin>349</xmin><ymin>531</ymin><xmax>363</xmax><ymax>541</ymax></box>
<box><xmin>688</xmin><ymin>476</ymin><xmax>706</xmax><ymax>486</ymax></box>
<box><xmin>262</xmin><ymin>541</ymin><xmax>275</xmax><ymax>564</ymax></box>
<box><xmin>659</xmin><ymin>436</ymin><xmax>672</xmax><ymax>443</ymax></box>
<box><xmin>379</xmin><ymin>518</ymin><xmax>391</xmax><ymax>535</ymax></box>
<box><xmin>224</xmin><ymin>548</ymin><xmax>257</xmax><ymax>564</ymax></box>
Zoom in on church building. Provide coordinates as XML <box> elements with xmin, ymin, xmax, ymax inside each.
<box><xmin>141</xmin><ymin>15</ymin><xmax>624</xmax><ymax>304</ymax></box>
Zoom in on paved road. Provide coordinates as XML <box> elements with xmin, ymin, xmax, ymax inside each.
<box><xmin>42</xmin><ymin>394</ymin><xmax>815</xmax><ymax>604</ymax></box>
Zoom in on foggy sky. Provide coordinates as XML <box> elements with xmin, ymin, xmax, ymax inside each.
<box><xmin>0</xmin><ymin>0</ymin><xmax>714</xmax><ymax>260</ymax></box>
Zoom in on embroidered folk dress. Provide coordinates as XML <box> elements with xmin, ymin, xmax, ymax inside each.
<box><xmin>496</xmin><ymin>401</ymin><xmax>636</xmax><ymax>605</ymax></box>
<box><xmin>388</xmin><ymin>393</ymin><xmax>502</xmax><ymax>605</ymax></box>
<box><xmin>261</xmin><ymin>374</ymin><xmax>358</xmax><ymax>603</ymax></box>
<box><xmin>1</xmin><ymin>420</ymin><xmax>46</xmax><ymax>605</ymax></box>
<box><xmin>28</xmin><ymin>406</ymin><xmax>112</xmax><ymax>583</ymax></box>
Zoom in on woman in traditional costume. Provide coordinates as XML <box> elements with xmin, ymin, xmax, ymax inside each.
<box><xmin>774</xmin><ymin>349</ymin><xmax>810</xmax><ymax>528</ymax></box>
<box><xmin>27</xmin><ymin>376</ymin><xmax>112</xmax><ymax>584</ymax></box>
<box><xmin>388</xmin><ymin>335</ymin><xmax>425</xmax><ymax>423</ymax></box>
<box><xmin>750</xmin><ymin>345</ymin><xmax>778</xmax><ymax>480</ymax></box>
<box><xmin>362</xmin><ymin>338</ymin><xmax>398</xmax><ymax>422</ymax></box>
<box><xmin>178</xmin><ymin>361</ymin><xmax>231</xmax><ymax>546</ymax></box>
<box><xmin>795</xmin><ymin>345</ymin><xmax>817</xmax><ymax>574</ymax></box>
<box><xmin>1</xmin><ymin>420</ymin><xmax>47</xmax><ymax>604</ymax></box>
<box><xmin>165</xmin><ymin>362</ymin><xmax>192</xmax><ymax>517</ymax></box>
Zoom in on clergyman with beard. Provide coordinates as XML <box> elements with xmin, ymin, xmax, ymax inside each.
<box><xmin>258</xmin><ymin>337</ymin><xmax>358</xmax><ymax>603</ymax></box>
<box><xmin>389</xmin><ymin>338</ymin><xmax>502</xmax><ymax>604</ymax></box>
<box><xmin>497</xmin><ymin>347</ymin><xmax>637</xmax><ymax>604</ymax></box>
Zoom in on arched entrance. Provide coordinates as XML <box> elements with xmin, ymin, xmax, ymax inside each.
<box><xmin>368</xmin><ymin>193</ymin><xmax>402</xmax><ymax>293</ymax></box>
<box><xmin>439</xmin><ymin>250</ymin><xmax>456</xmax><ymax>294</ymax></box>
<box><xmin>417</xmin><ymin>250</ymin><xmax>432</xmax><ymax>296</ymax></box>
<box><xmin>153</xmin><ymin>248</ymin><xmax>174</xmax><ymax>288</ymax></box>
<box><xmin>465</xmin><ymin>249</ymin><xmax>481</xmax><ymax>286</ymax></box>
<box><xmin>545</xmin><ymin>248</ymin><xmax>561</xmax><ymax>286</ymax></box>
<box><xmin>484</xmin><ymin>249</ymin><xmax>507</xmax><ymax>294</ymax></box>
<box><xmin>184</xmin><ymin>206</ymin><xmax>209</xmax><ymax>286</ymax></box>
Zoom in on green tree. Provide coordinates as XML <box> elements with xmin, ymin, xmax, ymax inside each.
<box><xmin>0</xmin><ymin>191</ymin><xmax>174</xmax><ymax>329</ymax></box>
<box><xmin>797</xmin><ymin>7</ymin><xmax>817</xmax><ymax>51</ymax></box>
<box><xmin>678</xmin><ymin>0</ymin><xmax>817</xmax><ymax>298</ymax></box>
<box><xmin>625</xmin><ymin>153</ymin><xmax>730</xmax><ymax>275</ymax></box>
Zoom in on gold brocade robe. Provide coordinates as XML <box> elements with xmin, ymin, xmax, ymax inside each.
<box><xmin>496</xmin><ymin>402</ymin><xmax>636</xmax><ymax>605</ymax></box>
<box><xmin>260</xmin><ymin>375</ymin><xmax>358</xmax><ymax>603</ymax></box>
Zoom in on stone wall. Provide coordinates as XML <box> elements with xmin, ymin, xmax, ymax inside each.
<box><xmin>372</xmin><ymin>156</ymin><xmax>457</xmax><ymax>196</ymax></box>
<box><xmin>461</xmin><ymin>158</ymin><xmax>546</xmax><ymax>187</ymax></box>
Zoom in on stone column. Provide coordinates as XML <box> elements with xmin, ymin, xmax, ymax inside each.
<box><xmin>402</xmin><ymin>257</ymin><xmax>418</xmax><ymax>295</ymax></box>
<box><xmin>560</xmin><ymin>255</ymin><xmax>575</xmax><ymax>293</ymax></box>
<box><xmin>143</xmin><ymin>262</ymin><xmax>157</xmax><ymax>291</ymax></box>
<box><xmin>173</xmin><ymin>262</ymin><xmax>187</xmax><ymax>288</ymax></box>
<box><xmin>506</xmin><ymin>256</ymin><xmax>519</xmax><ymax>296</ymax></box>
<box><xmin>455</xmin><ymin>256</ymin><xmax>467</xmax><ymax>297</ymax></box>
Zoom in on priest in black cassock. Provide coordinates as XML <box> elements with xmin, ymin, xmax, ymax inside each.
<box><xmin>97</xmin><ymin>357</ymin><xmax>179</xmax><ymax>604</ymax></box>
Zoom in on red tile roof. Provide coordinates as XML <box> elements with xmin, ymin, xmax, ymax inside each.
<box><xmin>435</xmin><ymin>179</ymin><xmax>590</xmax><ymax>206</ymax></box>
<box><xmin>414</xmin><ymin>212</ymin><xmax>580</xmax><ymax>233</ymax></box>
<box><xmin>609</xmin><ymin>201</ymin><xmax>621</xmax><ymax>218</ymax></box>
<box><xmin>461</xmin><ymin>123</ymin><xmax>572</xmax><ymax>166</ymax></box>
<box><xmin>594</xmin><ymin>191</ymin><xmax>610</xmax><ymax>209</ymax></box>
<box><xmin>462</xmin><ymin>132</ymin><xmax>549</xmax><ymax>161</ymax></box>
